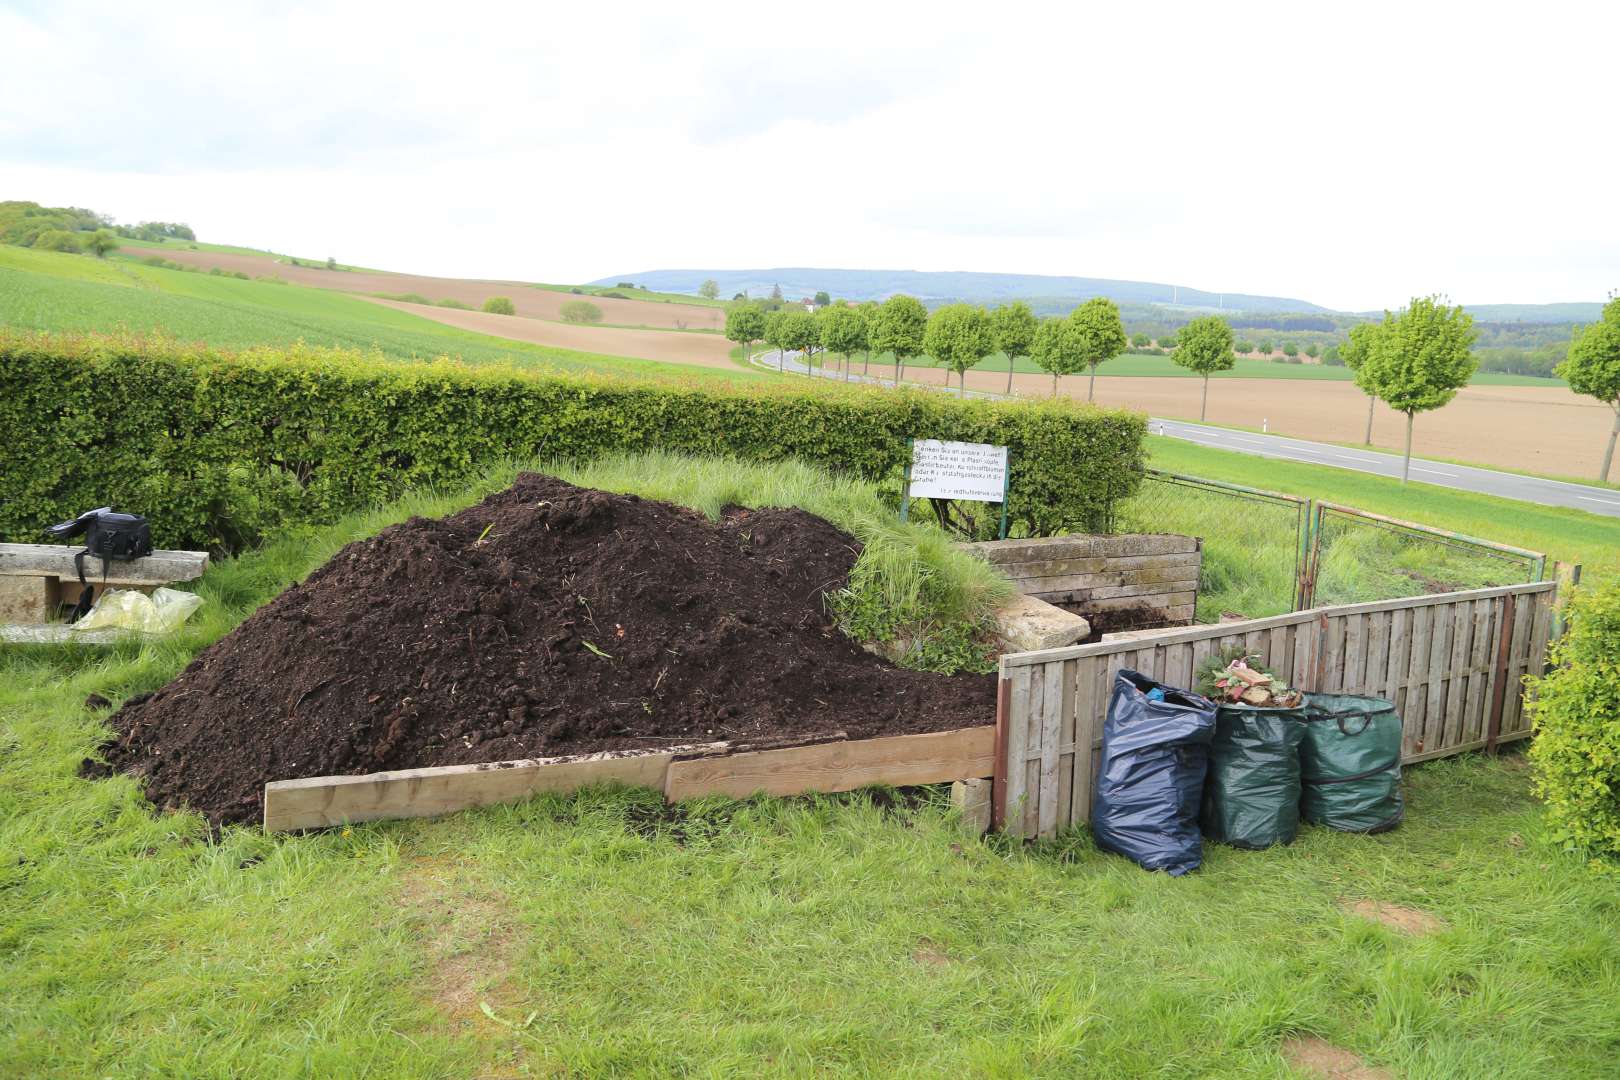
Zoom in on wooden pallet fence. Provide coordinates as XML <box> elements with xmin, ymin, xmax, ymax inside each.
<box><xmin>264</xmin><ymin>726</ymin><xmax>997</xmax><ymax>832</ymax></box>
<box><xmin>994</xmin><ymin>581</ymin><xmax>1558</xmax><ymax>840</ymax></box>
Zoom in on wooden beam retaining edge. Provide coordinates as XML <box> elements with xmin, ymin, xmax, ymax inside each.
<box><xmin>263</xmin><ymin>725</ymin><xmax>997</xmax><ymax>833</ymax></box>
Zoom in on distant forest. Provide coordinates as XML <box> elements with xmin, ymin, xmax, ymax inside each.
<box><xmin>0</xmin><ymin>200</ymin><xmax>195</xmax><ymax>250</ymax></box>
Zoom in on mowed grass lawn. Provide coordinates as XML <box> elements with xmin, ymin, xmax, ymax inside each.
<box><xmin>4</xmin><ymin>474</ymin><xmax>1619</xmax><ymax>1077</ymax></box>
<box><xmin>0</xmin><ymin>246</ymin><xmax>756</xmax><ymax>384</ymax></box>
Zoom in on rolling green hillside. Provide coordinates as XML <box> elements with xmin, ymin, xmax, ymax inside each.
<box><xmin>0</xmin><ymin>247</ymin><xmax>754</xmax><ymax>383</ymax></box>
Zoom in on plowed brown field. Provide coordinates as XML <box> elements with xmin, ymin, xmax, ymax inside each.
<box><xmin>137</xmin><ymin>248</ymin><xmax>725</xmax><ymax>330</ymax></box>
<box><xmin>368</xmin><ymin>298</ymin><xmax>736</xmax><ymax>367</ymax></box>
<box><xmin>892</xmin><ymin>363</ymin><xmax>1614</xmax><ymax>479</ymax></box>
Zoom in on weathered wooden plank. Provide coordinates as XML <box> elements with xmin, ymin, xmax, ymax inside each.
<box><xmin>1322</xmin><ymin>615</ymin><xmax>1348</xmax><ymax>692</ymax></box>
<box><xmin>1030</xmin><ymin>578</ymin><xmax>1201</xmax><ymax>602</ymax></box>
<box><xmin>974</xmin><ymin>533</ymin><xmax>1199</xmax><ymax>562</ymax></box>
<box><xmin>1264</xmin><ymin>625</ymin><xmax>1291</xmax><ymax>683</ymax></box>
<box><xmin>1501</xmin><ymin>590</ymin><xmax>1536</xmax><ymax>736</ymax></box>
<box><xmin>1293</xmin><ymin>618</ymin><xmax>1316</xmax><ymax>689</ymax></box>
<box><xmin>1362</xmin><ymin>610</ymin><xmax>1390</xmax><ymax>696</ymax></box>
<box><xmin>1442</xmin><ymin>599</ymin><xmax>1474</xmax><ymax>750</ymax></box>
<box><xmin>1162</xmin><ymin>642</ymin><xmax>1194</xmax><ymax>693</ymax></box>
<box><xmin>0</xmin><ymin>577</ymin><xmax>51</xmax><ymax>624</ymax></box>
<box><xmin>1463</xmin><ymin>599</ymin><xmax>1495</xmax><ymax>743</ymax></box>
<box><xmin>1003</xmin><ymin>666</ymin><xmax>1034</xmax><ymax>833</ymax></box>
<box><xmin>1002</xmin><ymin>610</ymin><xmax>1319</xmax><ymax>666</ymax></box>
<box><xmin>1343</xmin><ymin>613</ymin><xmax>1366</xmax><ymax>695</ymax></box>
<box><xmin>265</xmin><ymin>749</ymin><xmax>680</xmax><ymax>832</ymax></box>
<box><xmin>1404</xmin><ymin>605</ymin><xmax>1433</xmax><ymax>756</ymax></box>
<box><xmin>1002</xmin><ymin>552</ymin><xmax>1202</xmax><ymax>578</ymax></box>
<box><xmin>1068</xmin><ymin>656</ymin><xmax>1102</xmax><ymax>827</ymax></box>
<box><xmin>665</xmin><ymin>726</ymin><xmax>997</xmax><ymax>802</ymax></box>
<box><xmin>1385</xmin><ymin>607</ymin><xmax>1411</xmax><ymax>714</ymax></box>
<box><xmin>0</xmin><ymin>543</ymin><xmax>208</xmax><ymax>585</ymax></box>
<box><xmin>951</xmin><ymin>778</ymin><xmax>992</xmax><ymax>836</ymax></box>
<box><xmin>1424</xmin><ymin>602</ymin><xmax>1455</xmax><ymax>753</ymax></box>
<box><xmin>1036</xmin><ymin>662</ymin><xmax>1065</xmax><ymax>839</ymax></box>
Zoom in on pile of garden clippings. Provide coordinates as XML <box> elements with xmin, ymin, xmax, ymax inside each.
<box><xmin>89</xmin><ymin>475</ymin><xmax>996</xmax><ymax>825</ymax></box>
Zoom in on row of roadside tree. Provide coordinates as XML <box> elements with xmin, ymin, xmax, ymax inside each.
<box><xmin>726</xmin><ymin>292</ymin><xmax>1620</xmax><ymax>484</ymax></box>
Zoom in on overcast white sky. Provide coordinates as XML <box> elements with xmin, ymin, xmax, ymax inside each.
<box><xmin>2</xmin><ymin>0</ymin><xmax>1616</xmax><ymax>311</ymax></box>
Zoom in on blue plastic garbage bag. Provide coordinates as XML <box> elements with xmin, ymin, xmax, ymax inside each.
<box><xmin>1091</xmin><ymin>669</ymin><xmax>1218</xmax><ymax>875</ymax></box>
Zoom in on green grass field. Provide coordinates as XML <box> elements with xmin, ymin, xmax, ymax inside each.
<box><xmin>112</xmin><ymin>235</ymin><xmax>381</xmax><ymax>271</ymax></box>
<box><xmin>0</xmin><ymin>247</ymin><xmax>756</xmax><ymax>384</ymax></box>
<box><xmin>5</xmin><ymin>464</ymin><xmax>1618</xmax><ymax>1077</ymax></box>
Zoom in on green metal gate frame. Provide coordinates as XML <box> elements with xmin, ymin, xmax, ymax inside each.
<box><xmin>1296</xmin><ymin>500</ymin><xmax>1547</xmax><ymax>610</ymax></box>
<box><xmin>1141</xmin><ymin>471</ymin><xmax>1549</xmax><ymax>613</ymax></box>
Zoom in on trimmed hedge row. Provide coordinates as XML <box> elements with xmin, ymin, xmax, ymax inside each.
<box><xmin>0</xmin><ymin>333</ymin><xmax>1147</xmax><ymax>552</ymax></box>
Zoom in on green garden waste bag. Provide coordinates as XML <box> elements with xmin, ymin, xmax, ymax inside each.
<box><xmin>1299</xmin><ymin>694</ymin><xmax>1404</xmax><ymax>833</ymax></box>
<box><xmin>1199</xmin><ymin>704</ymin><xmax>1306</xmax><ymax>849</ymax></box>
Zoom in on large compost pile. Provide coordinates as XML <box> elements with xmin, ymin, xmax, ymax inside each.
<box><xmin>92</xmin><ymin>475</ymin><xmax>996</xmax><ymax>824</ymax></box>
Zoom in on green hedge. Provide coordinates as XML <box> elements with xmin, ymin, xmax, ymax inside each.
<box><xmin>0</xmin><ymin>332</ymin><xmax>1147</xmax><ymax>552</ymax></box>
<box><xmin>1529</xmin><ymin>578</ymin><xmax>1620</xmax><ymax>871</ymax></box>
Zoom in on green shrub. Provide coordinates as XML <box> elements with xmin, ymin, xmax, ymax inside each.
<box><xmin>0</xmin><ymin>332</ymin><xmax>1147</xmax><ymax>553</ymax></box>
<box><xmin>31</xmin><ymin>229</ymin><xmax>83</xmax><ymax>253</ymax></box>
<box><xmin>483</xmin><ymin>296</ymin><xmax>515</xmax><ymax>315</ymax></box>
<box><xmin>560</xmin><ymin>300</ymin><xmax>604</xmax><ymax>325</ymax></box>
<box><xmin>436</xmin><ymin>298</ymin><xmax>471</xmax><ymax>310</ymax></box>
<box><xmin>1529</xmin><ymin>578</ymin><xmax>1620</xmax><ymax>870</ymax></box>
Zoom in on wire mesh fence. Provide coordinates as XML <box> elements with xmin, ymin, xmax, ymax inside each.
<box><xmin>1111</xmin><ymin>472</ymin><xmax>1309</xmax><ymax>621</ymax></box>
<box><xmin>1302</xmin><ymin>502</ymin><xmax>1547</xmax><ymax>608</ymax></box>
<box><xmin>1108</xmin><ymin>471</ymin><xmax>1547</xmax><ymax>623</ymax></box>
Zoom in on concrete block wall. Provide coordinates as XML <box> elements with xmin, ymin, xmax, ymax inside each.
<box><xmin>969</xmin><ymin>533</ymin><xmax>1201</xmax><ymax>631</ymax></box>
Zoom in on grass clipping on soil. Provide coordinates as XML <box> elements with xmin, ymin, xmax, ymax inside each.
<box><xmin>92</xmin><ymin>474</ymin><xmax>998</xmax><ymax>825</ymax></box>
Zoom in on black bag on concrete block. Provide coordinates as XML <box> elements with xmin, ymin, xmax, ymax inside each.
<box><xmin>1300</xmin><ymin>693</ymin><xmax>1404</xmax><ymax>833</ymax></box>
<box><xmin>1091</xmin><ymin>669</ymin><xmax>1218</xmax><ymax>876</ymax></box>
<box><xmin>1200</xmin><ymin>704</ymin><xmax>1306</xmax><ymax>849</ymax></box>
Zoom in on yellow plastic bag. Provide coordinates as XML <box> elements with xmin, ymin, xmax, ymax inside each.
<box><xmin>73</xmin><ymin>587</ymin><xmax>204</xmax><ymax>634</ymax></box>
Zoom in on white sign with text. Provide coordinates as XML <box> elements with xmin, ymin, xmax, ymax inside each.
<box><xmin>907</xmin><ymin>439</ymin><xmax>1009</xmax><ymax>502</ymax></box>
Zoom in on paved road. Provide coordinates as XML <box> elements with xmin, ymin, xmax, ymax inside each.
<box><xmin>1151</xmin><ymin>419</ymin><xmax>1620</xmax><ymax>519</ymax></box>
<box><xmin>751</xmin><ymin>348</ymin><xmax>1620</xmax><ymax>520</ymax></box>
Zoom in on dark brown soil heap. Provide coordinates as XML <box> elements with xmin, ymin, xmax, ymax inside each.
<box><xmin>95</xmin><ymin>474</ymin><xmax>996</xmax><ymax>825</ymax></box>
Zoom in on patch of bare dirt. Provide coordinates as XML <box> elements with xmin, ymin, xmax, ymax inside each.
<box><xmin>1343</xmin><ymin>899</ymin><xmax>1445</xmax><ymax>936</ymax></box>
<box><xmin>1282</xmin><ymin>1036</ymin><xmax>1393</xmax><ymax>1079</ymax></box>
<box><xmin>399</xmin><ymin>857</ymin><xmax>521</xmax><ymax>1024</ymax></box>
<box><xmin>912</xmin><ymin>941</ymin><xmax>954</xmax><ymax>967</ymax></box>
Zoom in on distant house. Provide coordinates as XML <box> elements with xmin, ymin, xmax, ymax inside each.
<box><xmin>802</xmin><ymin>298</ymin><xmax>818</xmax><ymax>312</ymax></box>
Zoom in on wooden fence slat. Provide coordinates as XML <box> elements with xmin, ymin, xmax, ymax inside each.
<box><xmin>1163</xmin><ymin>642</ymin><xmax>1194</xmax><ymax>693</ymax></box>
<box><xmin>1344</xmin><ymin>613</ymin><xmax>1367</xmax><ymax>695</ymax></box>
<box><xmin>1443</xmin><ymin>599</ymin><xmax>1474</xmax><ymax>750</ymax></box>
<box><xmin>1324</xmin><ymin>616</ymin><xmax>1348</xmax><ymax>692</ymax></box>
<box><xmin>665</xmin><ymin>727</ymin><xmax>997</xmax><ymax>801</ymax></box>
<box><xmin>1463</xmin><ymin>599</ymin><xmax>1495</xmax><ymax>743</ymax></box>
<box><xmin>1069</xmin><ymin>657</ymin><xmax>1103</xmax><ymax>827</ymax></box>
<box><xmin>1404</xmin><ymin>606</ymin><xmax>1433</xmax><ymax>756</ymax></box>
<box><xmin>1423</xmin><ymin>603</ymin><xmax>1453</xmax><ymax>754</ymax></box>
<box><xmin>1362</xmin><ymin>610</ymin><xmax>1390</xmax><ymax>696</ymax></box>
<box><xmin>1266</xmin><ymin>625</ymin><xmax>1292</xmax><ymax>684</ymax></box>
<box><xmin>1056</xmin><ymin>659</ymin><xmax>1079</xmax><ymax>828</ymax></box>
<box><xmin>1502</xmin><ymin>589</ymin><xmax>1536</xmax><ymax>736</ymax></box>
<box><xmin>1385</xmin><ymin>607</ymin><xmax>1411</xmax><ymax>715</ymax></box>
<box><xmin>1036</xmin><ymin>661</ymin><xmax>1065</xmax><ymax>839</ymax></box>
<box><xmin>1002</xmin><ymin>666</ymin><xmax>1034</xmax><ymax>833</ymax></box>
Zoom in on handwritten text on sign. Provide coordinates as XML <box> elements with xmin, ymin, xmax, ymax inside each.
<box><xmin>908</xmin><ymin>439</ymin><xmax>1009</xmax><ymax>502</ymax></box>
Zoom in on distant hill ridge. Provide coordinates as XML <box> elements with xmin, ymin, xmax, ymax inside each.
<box><xmin>591</xmin><ymin>267</ymin><xmax>1327</xmax><ymax>314</ymax></box>
<box><xmin>595</xmin><ymin>267</ymin><xmax>1604</xmax><ymax>323</ymax></box>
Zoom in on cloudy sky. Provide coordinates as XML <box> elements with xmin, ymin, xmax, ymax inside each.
<box><xmin>2</xmin><ymin>0</ymin><xmax>1615</xmax><ymax>311</ymax></box>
